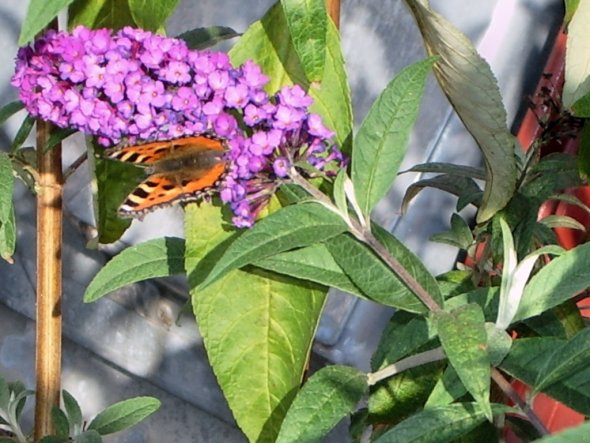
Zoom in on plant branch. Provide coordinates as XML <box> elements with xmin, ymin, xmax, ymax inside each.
<box><xmin>34</xmin><ymin>119</ymin><xmax>63</xmax><ymax>440</ymax></box>
<box><xmin>490</xmin><ymin>368</ymin><xmax>549</xmax><ymax>436</ymax></box>
<box><xmin>290</xmin><ymin>171</ymin><xmax>442</xmax><ymax>312</ymax></box>
<box><xmin>367</xmin><ymin>347</ymin><xmax>446</xmax><ymax>385</ymax></box>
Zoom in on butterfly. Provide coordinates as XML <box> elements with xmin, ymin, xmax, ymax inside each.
<box><xmin>105</xmin><ymin>135</ymin><xmax>227</xmax><ymax>218</ymax></box>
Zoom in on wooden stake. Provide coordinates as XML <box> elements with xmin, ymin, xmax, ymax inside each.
<box><xmin>34</xmin><ymin>119</ymin><xmax>63</xmax><ymax>440</ymax></box>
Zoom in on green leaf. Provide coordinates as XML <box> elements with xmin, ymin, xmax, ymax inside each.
<box><xmin>0</xmin><ymin>153</ymin><xmax>14</xmax><ymax>225</ymax></box>
<box><xmin>198</xmin><ymin>203</ymin><xmax>347</xmax><ymax>290</ymax></box>
<box><xmin>430</xmin><ymin>213</ymin><xmax>473</xmax><ymax>249</ymax></box>
<box><xmin>73</xmin><ymin>430</ymin><xmax>102</xmax><ymax>443</ymax></box>
<box><xmin>425</xmin><ymin>365</ymin><xmax>467</xmax><ymax>407</ymax></box>
<box><xmin>128</xmin><ymin>0</ymin><xmax>179</xmax><ymax>31</ymax></box>
<box><xmin>280</xmin><ymin>0</ymin><xmax>326</xmax><ymax>81</ymax></box>
<box><xmin>229</xmin><ymin>3</ymin><xmax>307</xmax><ymax>93</ymax></box>
<box><xmin>52</xmin><ymin>406</ymin><xmax>70</xmax><ymax>437</ymax></box>
<box><xmin>401</xmin><ymin>162</ymin><xmax>486</xmax><ymax>180</ymax></box>
<box><xmin>564</xmin><ymin>0</ymin><xmax>590</xmax><ymax>110</ymax></box>
<box><xmin>68</xmin><ymin>0</ymin><xmax>136</xmax><ymax>30</ymax></box>
<box><xmin>432</xmin><ymin>304</ymin><xmax>491</xmax><ymax>420</ymax></box>
<box><xmin>536</xmin><ymin>421</ymin><xmax>590</xmax><ymax>443</ymax></box>
<box><xmin>177</xmin><ymin>26</ymin><xmax>240</xmax><ymax>50</ymax></box>
<box><xmin>401</xmin><ymin>175</ymin><xmax>482</xmax><ymax>214</ymax></box>
<box><xmin>63</xmin><ymin>390</ymin><xmax>83</xmax><ymax>434</ymax></box>
<box><xmin>515</xmin><ymin>242</ymin><xmax>590</xmax><ymax>322</ymax></box>
<box><xmin>253</xmin><ymin>243</ymin><xmax>364</xmax><ymax>297</ymax></box>
<box><xmin>539</xmin><ymin>214</ymin><xmax>586</xmax><ymax>231</ymax></box>
<box><xmin>0</xmin><ymin>101</ymin><xmax>25</xmax><ymax>125</ymax></box>
<box><xmin>500</xmin><ymin>337</ymin><xmax>590</xmax><ymax>415</ymax></box>
<box><xmin>534</xmin><ymin>328</ymin><xmax>590</xmax><ymax>393</ymax></box>
<box><xmin>0</xmin><ymin>206</ymin><xmax>16</xmax><ymax>264</ymax></box>
<box><xmin>485</xmin><ymin>323</ymin><xmax>512</xmax><ymax>366</ymax></box>
<box><xmin>353</xmin><ymin>57</ymin><xmax>436</xmax><ymax>215</ymax></box>
<box><xmin>308</xmin><ymin>20</ymin><xmax>352</xmax><ymax>152</ymax></box>
<box><xmin>84</xmin><ymin>237</ymin><xmax>185</xmax><ymax>303</ymax></box>
<box><xmin>11</xmin><ymin>114</ymin><xmax>35</xmax><ymax>153</ymax></box>
<box><xmin>87</xmin><ymin>397</ymin><xmax>160</xmax><ymax>435</ymax></box>
<box><xmin>276</xmin><ymin>366</ymin><xmax>367</xmax><ymax>443</ymax></box>
<box><xmin>373</xmin><ymin>403</ymin><xmax>511</xmax><ymax>443</ymax></box>
<box><xmin>522</xmin><ymin>153</ymin><xmax>581</xmax><ymax>199</ymax></box>
<box><xmin>369</xmin><ymin>350</ymin><xmax>444</xmax><ymax>423</ymax></box>
<box><xmin>326</xmin><ymin>225</ymin><xmax>443</xmax><ymax>313</ymax></box>
<box><xmin>405</xmin><ymin>0</ymin><xmax>516</xmax><ymax>223</ymax></box>
<box><xmin>229</xmin><ymin>3</ymin><xmax>351</xmax><ymax>148</ymax></box>
<box><xmin>19</xmin><ymin>0</ymin><xmax>76</xmax><ymax>45</ymax></box>
<box><xmin>91</xmin><ymin>145</ymin><xmax>140</xmax><ymax>244</ymax></box>
<box><xmin>372</xmin><ymin>314</ymin><xmax>432</xmax><ymax>371</ymax></box>
<box><xmin>185</xmin><ymin>204</ymin><xmax>327</xmax><ymax>442</ymax></box>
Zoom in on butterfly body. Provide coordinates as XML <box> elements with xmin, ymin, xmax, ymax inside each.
<box><xmin>105</xmin><ymin>136</ymin><xmax>227</xmax><ymax>218</ymax></box>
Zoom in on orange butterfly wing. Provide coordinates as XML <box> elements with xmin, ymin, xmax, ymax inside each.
<box><xmin>105</xmin><ymin>136</ymin><xmax>227</xmax><ymax>218</ymax></box>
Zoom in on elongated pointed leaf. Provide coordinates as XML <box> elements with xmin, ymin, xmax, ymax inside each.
<box><xmin>500</xmin><ymin>337</ymin><xmax>590</xmax><ymax>415</ymax></box>
<box><xmin>63</xmin><ymin>390</ymin><xmax>83</xmax><ymax>434</ymax></box>
<box><xmin>515</xmin><ymin>242</ymin><xmax>590</xmax><ymax>322</ymax></box>
<box><xmin>281</xmin><ymin>0</ymin><xmax>326</xmax><ymax>81</ymax></box>
<box><xmin>0</xmin><ymin>153</ymin><xmax>13</xmax><ymax>225</ymax></box>
<box><xmin>373</xmin><ymin>403</ymin><xmax>511</xmax><ymax>443</ymax></box>
<box><xmin>534</xmin><ymin>328</ymin><xmax>590</xmax><ymax>393</ymax></box>
<box><xmin>51</xmin><ymin>407</ymin><xmax>70</xmax><ymax>437</ymax></box>
<box><xmin>253</xmin><ymin>243</ymin><xmax>364</xmax><ymax>298</ymax></box>
<box><xmin>84</xmin><ymin>237</ymin><xmax>185</xmax><ymax>302</ymax></box>
<box><xmin>177</xmin><ymin>26</ymin><xmax>240</xmax><ymax>50</ymax></box>
<box><xmin>353</xmin><ymin>57</ymin><xmax>436</xmax><ymax>215</ymax></box>
<box><xmin>405</xmin><ymin>0</ymin><xmax>516</xmax><ymax>223</ymax></box>
<box><xmin>372</xmin><ymin>315</ymin><xmax>432</xmax><ymax>371</ymax></box>
<box><xmin>326</xmin><ymin>225</ymin><xmax>442</xmax><ymax>313</ymax></box>
<box><xmin>401</xmin><ymin>162</ymin><xmax>486</xmax><ymax>180</ymax></box>
<box><xmin>19</xmin><ymin>0</ymin><xmax>76</xmax><ymax>45</ymax></box>
<box><xmin>0</xmin><ymin>206</ymin><xmax>16</xmax><ymax>263</ymax></box>
<box><xmin>539</xmin><ymin>214</ymin><xmax>586</xmax><ymax>231</ymax></box>
<box><xmin>276</xmin><ymin>366</ymin><xmax>367</xmax><ymax>443</ymax></box>
<box><xmin>564</xmin><ymin>0</ymin><xmax>590</xmax><ymax>110</ymax></box>
<box><xmin>11</xmin><ymin>115</ymin><xmax>35</xmax><ymax>152</ymax></box>
<box><xmin>128</xmin><ymin>0</ymin><xmax>179</xmax><ymax>31</ymax></box>
<box><xmin>87</xmin><ymin>397</ymin><xmax>160</xmax><ymax>435</ymax></box>
<box><xmin>0</xmin><ymin>101</ymin><xmax>25</xmax><ymax>125</ymax></box>
<box><xmin>186</xmin><ymin>204</ymin><xmax>327</xmax><ymax>442</ymax></box>
<box><xmin>199</xmin><ymin>203</ymin><xmax>347</xmax><ymax>290</ymax></box>
<box><xmin>432</xmin><ymin>304</ymin><xmax>491</xmax><ymax>420</ymax></box>
<box><xmin>229</xmin><ymin>3</ymin><xmax>351</xmax><ymax>147</ymax></box>
<box><xmin>401</xmin><ymin>175</ymin><xmax>482</xmax><ymax>214</ymax></box>
<box><xmin>91</xmin><ymin>144</ymin><xmax>140</xmax><ymax>244</ymax></box>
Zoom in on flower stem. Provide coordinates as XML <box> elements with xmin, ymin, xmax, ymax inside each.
<box><xmin>34</xmin><ymin>119</ymin><xmax>63</xmax><ymax>440</ymax></box>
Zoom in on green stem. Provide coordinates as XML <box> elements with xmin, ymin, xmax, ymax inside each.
<box><xmin>367</xmin><ymin>347</ymin><xmax>446</xmax><ymax>386</ymax></box>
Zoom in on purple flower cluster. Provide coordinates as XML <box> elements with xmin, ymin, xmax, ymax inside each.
<box><xmin>12</xmin><ymin>26</ymin><xmax>347</xmax><ymax>227</ymax></box>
